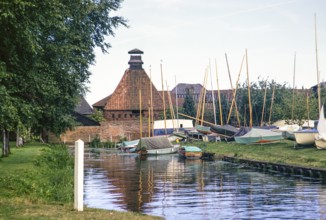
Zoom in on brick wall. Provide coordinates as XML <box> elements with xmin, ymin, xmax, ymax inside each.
<box><xmin>49</xmin><ymin>119</ymin><xmax>152</xmax><ymax>144</ymax></box>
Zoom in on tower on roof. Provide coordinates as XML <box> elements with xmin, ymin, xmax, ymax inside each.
<box><xmin>128</xmin><ymin>48</ymin><xmax>144</xmax><ymax>70</ymax></box>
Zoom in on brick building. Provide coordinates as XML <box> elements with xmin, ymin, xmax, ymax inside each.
<box><xmin>93</xmin><ymin>49</ymin><xmax>165</xmax><ymax>121</ymax></box>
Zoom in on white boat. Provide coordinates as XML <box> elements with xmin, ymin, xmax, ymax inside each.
<box><xmin>315</xmin><ymin>106</ymin><xmax>326</xmax><ymax>149</ymax></box>
<box><xmin>153</xmin><ymin>119</ymin><xmax>193</xmax><ymax>136</ymax></box>
<box><xmin>277</xmin><ymin>124</ymin><xmax>300</xmax><ymax>140</ymax></box>
<box><xmin>137</xmin><ymin>136</ymin><xmax>179</xmax><ymax>155</ymax></box>
<box><xmin>294</xmin><ymin>129</ymin><xmax>318</xmax><ymax>146</ymax></box>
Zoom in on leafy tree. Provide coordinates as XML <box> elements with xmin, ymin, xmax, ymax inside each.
<box><xmin>182</xmin><ymin>92</ymin><xmax>196</xmax><ymax>118</ymax></box>
<box><xmin>90</xmin><ymin>109</ymin><xmax>106</xmax><ymax>123</ymax></box>
<box><xmin>0</xmin><ymin>0</ymin><xmax>127</xmax><ymax>156</ymax></box>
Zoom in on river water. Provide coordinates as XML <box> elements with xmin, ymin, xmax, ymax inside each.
<box><xmin>84</xmin><ymin>149</ymin><xmax>326</xmax><ymax>220</ymax></box>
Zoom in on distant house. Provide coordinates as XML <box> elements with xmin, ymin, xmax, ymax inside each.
<box><xmin>74</xmin><ymin>96</ymin><xmax>100</xmax><ymax>126</ymax></box>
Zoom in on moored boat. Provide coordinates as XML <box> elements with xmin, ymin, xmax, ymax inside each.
<box><xmin>178</xmin><ymin>146</ymin><xmax>202</xmax><ymax>159</ymax></box>
<box><xmin>234</xmin><ymin>128</ymin><xmax>283</xmax><ymax>144</ymax></box>
<box><xmin>210</xmin><ymin>124</ymin><xmax>238</xmax><ymax>137</ymax></box>
<box><xmin>195</xmin><ymin>124</ymin><xmax>212</xmax><ymax>135</ymax></box>
<box><xmin>137</xmin><ymin>136</ymin><xmax>179</xmax><ymax>155</ymax></box>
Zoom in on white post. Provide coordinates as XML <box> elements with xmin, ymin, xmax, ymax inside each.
<box><xmin>74</xmin><ymin>139</ymin><xmax>84</xmax><ymax>211</ymax></box>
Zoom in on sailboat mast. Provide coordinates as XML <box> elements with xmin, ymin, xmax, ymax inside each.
<box><xmin>160</xmin><ymin>61</ymin><xmax>167</xmax><ymax>135</ymax></box>
<box><xmin>246</xmin><ymin>49</ymin><xmax>253</xmax><ymax>128</ymax></box>
<box><xmin>215</xmin><ymin>59</ymin><xmax>223</xmax><ymax>125</ymax></box>
<box><xmin>201</xmin><ymin>69</ymin><xmax>208</xmax><ymax>125</ymax></box>
<box><xmin>268</xmin><ymin>84</ymin><xmax>276</xmax><ymax>125</ymax></box>
<box><xmin>196</xmin><ymin>73</ymin><xmax>205</xmax><ymax>125</ymax></box>
<box><xmin>149</xmin><ymin>66</ymin><xmax>154</xmax><ymax>136</ymax></box>
<box><xmin>260</xmin><ymin>82</ymin><xmax>268</xmax><ymax>127</ymax></box>
<box><xmin>209</xmin><ymin>59</ymin><xmax>217</xmax><ymax>124</ymax></box>
<box><xmin>175</xmin><ymin>76</ymin><xmax>179</xmax><ymax>132</ymax></box>
<box><xmin>139</xmin><ymin>89</ymin><xmax>142</xmax><ymax>139</ymax></box>
<box><xmin>226</xmin><ymin>55</ymin><xmax>244</xmax><ymax>126</ymax></box>
<box><xmin>225</xmin><ymin>53</ymin><xmax>241</xmax><ymax>126</ymax></box>
<box><xmin>315</xmin><ymin>13</ymin><xmax>321</xmax><ymax>114</ymax></box>
<box><xmin>292</xmin><ymin>52</ymin><xmax>296</xmax><ymax>123</ymax></box>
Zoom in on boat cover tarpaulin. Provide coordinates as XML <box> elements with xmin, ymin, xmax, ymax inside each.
<box><xmin>137</xmin><ymin>136</ymin><xmax>173</xmax><ymax>150</ymax></box>
<box><xmin>235</xmin><ymin>128</ymin><xmax>283</xmax><ymax>144</ymax></box>
<box><xmin>122</xmin><ymin>139</ymin><xmax>139</xmax><ymax>147</ymax></box>
<box><xmin>183</xmin><ymin>146</ymin><xmax>202</xmax><ymax>152</ymax></box>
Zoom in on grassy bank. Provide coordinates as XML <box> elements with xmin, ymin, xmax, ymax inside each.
<box><xmin>191</xmin><ymin>140</ymin><xmax>326</xmax><ymax>168</ymax></box>
<box><xmin>0</xmin><ymin>143</ymin><xmax>163</xmax><ymax>220</ymax></box>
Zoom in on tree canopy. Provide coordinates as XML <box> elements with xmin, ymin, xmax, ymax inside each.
<box><xmin>0</xmin><ymin>0</ymin><xmax>127</xmax><ymax>156</ymax></box>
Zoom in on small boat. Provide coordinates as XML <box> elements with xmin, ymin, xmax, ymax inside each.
<box><xmin>210</xmin><ymin>124</ymin><xmax>238</xmax><ymax>137</ymax></box>
<box><xmin>315</xmin><ymin>106</ymin><xmax>326</xmax><ymax>149</ymax></box>
<box><xmin>277</xmin><ymin>124</ymin><xmax>300</xmax><ymax>140</ymax></box>
<box><xmin>137</xmin><ymin>136</ymin><xmax>179</xmax><ymax>155</ymax></box>
<box><xmin>294</xmin><ymin>129</ymin><xmax>318</xmax><ymax>146</ymax></box>
<box><xmin>234</xmin><ymin>128</ymin><xmax>283</xmax><ymax>144</ymax></box>
<box><xmin>178</xmin><ymin>146</ymin><xmax>202</xmax><ymax>159</ymax></box>
<box><xmin>120</xmin><ymin>139</ymin><xmax>139</xmax><ymax>153</ymax></box>
<box><xmin>195</xmin><ymin>124</ymin><xmax>212</xmax><ymax>135</ymax></box>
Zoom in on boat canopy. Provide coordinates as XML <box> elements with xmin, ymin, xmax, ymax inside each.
<box><xmin>137</xmin><ymin>136</ymin><xmax>173</xmax><ymax>150</ymax></box>
<box><xmin>183</xmin><ymin>146</ymin><xmax>202</xmax><ymax>152</ymax></box>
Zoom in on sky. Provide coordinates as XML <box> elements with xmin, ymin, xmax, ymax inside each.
<box><xmin>86</xmin><ymin>0</ymin><xmax>326</xmax><ymax>105</ymax></box>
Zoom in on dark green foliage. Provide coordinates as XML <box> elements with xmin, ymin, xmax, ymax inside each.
<box><xmin>89</xmin><ymin>136</ymin><xmax>116</xmax><ymax>148</ymax></box>
<box><xmin>0</xmin><ymin>0</ymin><xmax>127</xmax><ymax>150</ymax></box>
<box><xmin>89</xmin><ymin>135</ymin><xmax>102</xmax><ymax>148</ymax></box>
<box><xmin>90</xmin><ymin>109</ymin><xmax>106</xmax><ymax>122</ymax></box>
<box><xmin>182</xmin><ymin>92</ymin><xmax>196</xmax><ymax>118</ymax></box>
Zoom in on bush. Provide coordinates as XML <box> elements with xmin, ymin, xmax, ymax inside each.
<box><xmin>89</xmin><ymin>136</ymin><xmax>102</xmax><ymax>148</ymax></box>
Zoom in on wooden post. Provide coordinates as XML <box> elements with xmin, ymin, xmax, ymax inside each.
<box><xmin>74</xmin><ymin>139</ymin><xmax>84</xmax><ymax>211</ymax></box>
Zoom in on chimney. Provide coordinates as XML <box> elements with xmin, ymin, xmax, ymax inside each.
<box><xmin>128</xmin><ymin>48</ymin><xmax>144</xmax><ymax>70</ymax></box>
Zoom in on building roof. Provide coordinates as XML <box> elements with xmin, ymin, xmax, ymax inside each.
<box><xmin>170</xmin><ymin>83</ymin><xmax>204</xmax><ymax>94</ymax></box>
<box><xmin>128</xmin><ymin>48</ymin><xmax>144</xmax><ymax>54</ymax></box>
<box><xmin>72</xmin><ymin>111</ymin><xmax>100</xmax><ymax>126</ymax></box>
<box><xmin>92</xmin><ymin>95</ymin><xmax>111</xmax><ymax>108</ymax></box>
<box><xmin>74</xmin><ymin>96</ymin><xmax>94</xmax><ymax>115</ymax></box>
<box><xmin>103</xmin><ymin>69</ymin><xmax>165</xmax><ymax>111</ymax></box>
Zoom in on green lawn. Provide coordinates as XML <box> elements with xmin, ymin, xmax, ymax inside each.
<box><xmin>0</xmin><ymin>143</ymin><xmax>163</xmax><ymax>220</ymax></box>
<box><xmin>191</xmin><ymin>140</ymin><xmax>326</xmax><ymax>168</ymax></box>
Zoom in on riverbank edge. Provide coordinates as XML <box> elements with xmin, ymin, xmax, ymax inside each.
<box><xmin>0</xmin><ymin>143</ymin><xmax>164</xmax><ymax>220</ymax></box>
<box><xmin>214</xmin><ymin>154</ymin><xmax>326</xmax><ymax>180</ymax></box>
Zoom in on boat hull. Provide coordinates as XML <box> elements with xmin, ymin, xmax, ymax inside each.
<box><xmin>315</xmin><ymin>139</ymin><xmax>326</xmax><ymax>149</ymax></box>
<box><xmin>234</xmin><ymin>136</ymin><xmax>282</xmax><ymax>144</ymax></box>
<box><xmin>234</xmin><ymin>128</ymin><xmax>283</xmax><ymax>144</ymax></box>
<box><xmin>294</xmin><ymin>130</ymin><xmax>318</xmax><ymax>146</ymax></box>
<box><xmin>179</xmin><ymin>146</ymin><xmax>202</xmax><ymax>159</ymax></box>
<box><xmin>147</xmin><ymin>146</ymin><xmax>179</xmax><ymax>155</ymax></box>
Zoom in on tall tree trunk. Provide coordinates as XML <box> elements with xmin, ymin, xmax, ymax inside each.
<box><xmin>2</xmin><ymin>129</ymin><xmax>9</xmax><ymax>157</ymax></box>
<box><xmin>16</xmin><ymin>127</ymin><xmax>20</xmax><ymax>147</ymax></box>
<box><xmin>6</xmin><ymin>130</ymin><xmax>10</xmax><ymax>154</ymax></box>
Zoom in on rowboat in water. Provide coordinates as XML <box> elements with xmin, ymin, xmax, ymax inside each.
<box><xmin>178</xmin><ymin>146</ymin><xmax>202</xmax><ymax>159</ymax></box>
<box><xmin>137</xmin><ymin>136</ymin><xmax>179</xmax><ymax>155</ymax></box>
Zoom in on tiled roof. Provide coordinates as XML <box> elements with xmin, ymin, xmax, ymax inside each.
<box><xmin>74</xmin><ymin>96</ymin><xmax>94</xmax><ymax>115</ymax></box>
<box><xmin>92</xmin><ymin>95</ymin><xmax>111</xmax><ymax>108</ymax></box>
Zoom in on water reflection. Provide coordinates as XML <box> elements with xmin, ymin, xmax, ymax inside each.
<box><xmin>84</xmin><ymin>150</ymin><xmax>326</xmax><ymax>219</ymax></box>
